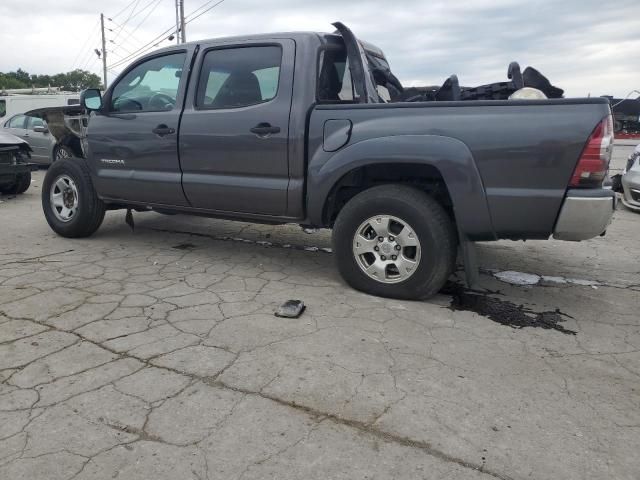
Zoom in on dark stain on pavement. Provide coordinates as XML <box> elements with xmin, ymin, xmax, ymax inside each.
<box><xmin>172</xmin><ymin>243</ymin><xmax>197</xmax><ymax>250</ymax></box>
<box><xmin>441</xmin><ymin>282</ymin><xmax>576</xmax><ymax>335</ymax></box>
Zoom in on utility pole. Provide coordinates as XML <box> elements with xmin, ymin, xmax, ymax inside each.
<box><xmin>175</xmin><ymin>0</ymin><xmax>181</xmax><ymax>44</ymax></box>
<box><xmin>100</xmin><ymin>13</ymin><xmax>108</xmax><ymax>89</ymax></box>
<box><xmin>179</xmin><ymin>0</ymin><xmax>186</xmax><ymax>43</ymax></box>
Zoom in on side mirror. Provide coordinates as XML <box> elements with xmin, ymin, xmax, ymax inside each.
<box><xmin>81</xmin><ymin>89</ymin><xmax>103</xmax><ymax>111</ymax></box>
<box><xmin>33</xmin><ymin>125</ymin><xmax>48</xmax><ymax>133</ymax></box>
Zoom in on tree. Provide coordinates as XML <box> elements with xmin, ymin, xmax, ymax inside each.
<box><xmin>55</xmin><ymin>69</ymin><xmax>102</xmax><ymax>91</ymax></box>
<box><xmin>0</xmin><ymin>69</ymin><xmax>102</xmax><ymax>91</ymax></box>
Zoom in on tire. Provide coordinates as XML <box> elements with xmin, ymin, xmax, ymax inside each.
<box><xmin>332</xmin><ymin>184</ymin><xmax>457</xmax><ymax>300</ymax></box>
<box><xmin>42</xmin><ymin>158</ymin><xmax>105</xmax><ymax>238</ymax></box>
<box><xmin>0</xmin><ymin>173</ymin><xmax>30</xmax><ymax>194</ymax></box>
<box><xmin>54</xmin><ymin>145</ymin><xmax>74</xmax><ymax>162</ymax></box>
<box><xmin>13</xmin><ymin>172</ymin><xmax>31</xmax><ymax>194</ymax></box>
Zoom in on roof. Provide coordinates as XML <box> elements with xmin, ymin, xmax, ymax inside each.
<box><xmin>153</xmin><ymin>31</ymin><xmax>338</xmax><ymax>54</ymax></box>
<box><xmin>151</xmin><ymin>30</ymin><xmax>384</xmax><ymax>58</ymax></box>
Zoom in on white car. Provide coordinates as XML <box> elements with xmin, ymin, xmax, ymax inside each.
<box><xmin>620</xmin><ymin>144</ymin><xmax>640</xmax><ymax>211</ymax></box>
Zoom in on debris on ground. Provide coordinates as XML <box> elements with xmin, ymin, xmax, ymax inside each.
<box><xmin>275</xmin><ymin>300</ymin><xmax>306</xmax><ymax>318</ymax></box>
<box><xmin>491</xmin><ymin>270</ymin><xmax>600</xmax><ymax>288</ymax></box>
<box><xmin>494</xmin><ymin>271</ymin><xmax>541</xmax><ymax>285</ymax></box>
<box><xmin>125</xmin><ymin>209</ymin><xmax>134</xmax><ymax>231</ymax></box>
<box><xmin>172</xmin><ymin>243</ymin><xmax>196</xmax><ymax>250</ymax></box>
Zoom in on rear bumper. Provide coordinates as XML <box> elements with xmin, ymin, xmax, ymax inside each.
<box><xmin>553</xmin><ymin>189</ymin><xmax>616</xmax><ymax>241</ymax></box>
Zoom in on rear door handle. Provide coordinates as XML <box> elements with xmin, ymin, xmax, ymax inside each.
<box><xmin>250</xmin><ymin>123</ymin><xmax>280</xmax><ymax>136</ymax></box>
<box><xmin>152</xmin><ymin>124</ymin><xmax>175</xmax><ymax>136</ymax></box>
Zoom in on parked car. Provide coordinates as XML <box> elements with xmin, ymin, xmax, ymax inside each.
<box><xmin>0</xmin><ymin>130</ymin><xmax>37</xmax><ymax>194</ymax></box>
<box><xmin>620</xmin><ymin>144</ymin><xmax>640</xmax><ymax>211</ymax></box>
<box><xmin>2</xmin><ymin>113</ymin><xmax>75</xmax><ymax>164</ymax></box>
<box><xmin>40</xmin><ymin>23</ymin><xmax>616</xmax><ymax>300</ymax></box>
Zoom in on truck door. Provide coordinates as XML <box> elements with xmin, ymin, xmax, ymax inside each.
<box><xmin>179</xmin><ymin>40</ymin><xmax>294</xmax><ymax>215</ymax></box>
<box><xmin>86</xmin><ymin>49</ymin><xmax>191</xmax><ymax>206</ymax></box>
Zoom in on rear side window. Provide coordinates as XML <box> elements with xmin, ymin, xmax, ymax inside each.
<box><xmin>196</xmin><ymin>46</ymin><xmax>282</xmax><ymax>109</ymax></box>
<box><xmin>317</xmin><ymin>48</ymin><xmax>355</xmax><ymax>103</ymax></box>
<box><xmin>27</xmin><ymin>116</ymin><xmax>46</xmax><ymax>130</ymax></box>
<box><xmin>0</xmin><ymin>100</ymin><xmax>5</xmax><ymax>118</ymax></box>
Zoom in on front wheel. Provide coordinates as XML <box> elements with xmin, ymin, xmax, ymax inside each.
<box><xmin>332</xmin><ymin>185</ymin><xmax>457</xmax><ymax>300</ymax></box>
<box><xmin>42</xmin><ymin>158</ymin><xmax>105</xmax><ymax>238</ymax></box>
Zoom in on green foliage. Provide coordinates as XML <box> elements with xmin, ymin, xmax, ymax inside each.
<box><xmin>0</xmin><ymin>69</ymin><xmax>102</xmax><ymax>91</ymax></box>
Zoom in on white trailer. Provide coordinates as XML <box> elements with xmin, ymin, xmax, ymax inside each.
<box><xmin>0</xmin><ymin>93</ymin><xmax>80</xmax><ymax>121</ymax></box>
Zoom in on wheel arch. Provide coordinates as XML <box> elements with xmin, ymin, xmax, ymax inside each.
<box><xmin>52</xmin><ymin>135</ymin><xmax>83</xmax><ymax>162</ymax></box>
<box><xmin>307</xmin><ymin>135</ymin><xmax>495</xmax><ymax>240</ymax></box>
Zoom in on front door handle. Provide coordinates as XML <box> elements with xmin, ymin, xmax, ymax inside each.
<box><xmin>250</xmin><ymin>123</ymin><xmax>280</xmax><ymax>137</ymax></box>
<box><xmin>152</xmin><ymin>124</ymin><xmax>175</xmax><ymax>136</ymax></box>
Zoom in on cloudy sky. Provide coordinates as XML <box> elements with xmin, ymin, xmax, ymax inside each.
<box><xmin>0</xmin><ymin>0</ymin><xmax>638</xmax><ymax>97</ymax></box>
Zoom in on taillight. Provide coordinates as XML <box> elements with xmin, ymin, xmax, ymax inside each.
<box><xmin>570</xmin><ymin>115</ymin><xmax>614</xmax><ymax>188</ymax></box>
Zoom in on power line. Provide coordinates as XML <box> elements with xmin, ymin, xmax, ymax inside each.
<box><xmin>106</xmin><ymin>21</ymin><xmax>147</xmax><ymax>50</ymax></box>
<box><xmin>109</xmin><ymin>39</ymin><xmax>134</xmax><ymax>56</ymax></box>
<box><xmin>107</xmin><ymin>0</ymin><xmax>228</xmax><ymax>70</ymax></box>
<box><xmin>109</xmin><ymin>0</ymin><xmax>142</xmax><ymax>20</ymax></box>
<box><xmin>107</xmin><ymin>24</ymin><xmax>177</xmax><ymax>69</ymax></box>
<box><xmin>70</xmin><ymin>19</ymin><xmax>100</xmax><ymax>71</ymax></box>
<box><xmin>185</xmin><ymin>0</ymin><xmax>226</xmax><ymax>24</ymax></box>
<box><xmin>77</xmin><ymin>39</ymin><xmax>103</xmax><ymax>71</ymax></box>
<box><xmin>117</xmin><ymin>0</ymin><xmax>164</xmax><ymax>49</ymax></box>
<box><xmin>110</xmin><ymin>0</ymin><xmax>143</xmax><ymax>45</ymax></box>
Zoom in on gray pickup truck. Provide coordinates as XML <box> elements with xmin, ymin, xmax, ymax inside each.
<box><xmin>41</xmin><ymin>23</ymin><xmax>616</xmax><ymax>299</ymax></box>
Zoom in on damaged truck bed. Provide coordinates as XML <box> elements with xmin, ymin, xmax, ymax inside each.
<box><xmin>24</xmin><ymin>104</ymin><xmax>88</xmax><ymax>159</ymax></box>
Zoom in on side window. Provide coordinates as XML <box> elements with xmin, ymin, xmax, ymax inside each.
<box><xmin>8</xmin><ymin>115</ymin><xmax>26</xmax><ymax>129</ymax></box>
<box><xmin>196</xmin><ymin>46</ymin><xmax>282</xmax><ymax>109</ymax></box>
<box><xmin>27</xmin><ymin>116</ymin><xmax>46</xmax><ymax>130</ymax></box>
<box><xmin>110</xmin><ymin>52</ymin><xmax>186</xmax><ymax>113</ymax></box>
<box><xmin>317</xmin><ymin>48</ymin><xmax>355</xmax><ymax>103</ymax></box>
<box><xmin>0</xmin><ymin>100</ymin><xmax>5</xmax><ymax>118</ymax></box>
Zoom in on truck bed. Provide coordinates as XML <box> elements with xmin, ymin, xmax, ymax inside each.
<box><xmin>307</xmin><ymin>97</ymin><xmax>611</xmax><ymax>240</ymax></box>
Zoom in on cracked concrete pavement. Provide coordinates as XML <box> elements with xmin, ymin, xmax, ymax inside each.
<box><xmin>1</xmin><ymin>143</ymin><xmax>639</xmax><ymax>480</ymax></box>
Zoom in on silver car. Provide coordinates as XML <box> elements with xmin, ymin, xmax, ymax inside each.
<box><xmin>2</xmin><ymin>114</ymin><xmax>73</xmax><ymax>165</ymax></box>
<box><xmin>621</xmin><ymin>144</ymin><xmax>640</xmax><ymax>212</ymax></box>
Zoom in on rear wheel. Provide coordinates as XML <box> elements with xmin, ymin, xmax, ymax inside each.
<box><xmin>332</xmin><ymin>185</ymin><xmax>456</xmax><ymax>300</ymax></box>
<box><xmin>42</xmin><ymin>158</ymin><xmax>105</xmax><ymax>238</ymax></box>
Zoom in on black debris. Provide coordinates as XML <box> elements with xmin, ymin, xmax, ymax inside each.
<box><xmin>125</xmin><ymin>208</ymin><xmax>134</xmax><ymax>231</ymax></box>
<box><xmin>172</xmin><ymin>243</ymin><xmax>196</xmax><ymax>250</ymax></box>
<box><xmin>275</xmin><ymin>300</ymin><xmax>306</xmax><ymax>318</ymax></box>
